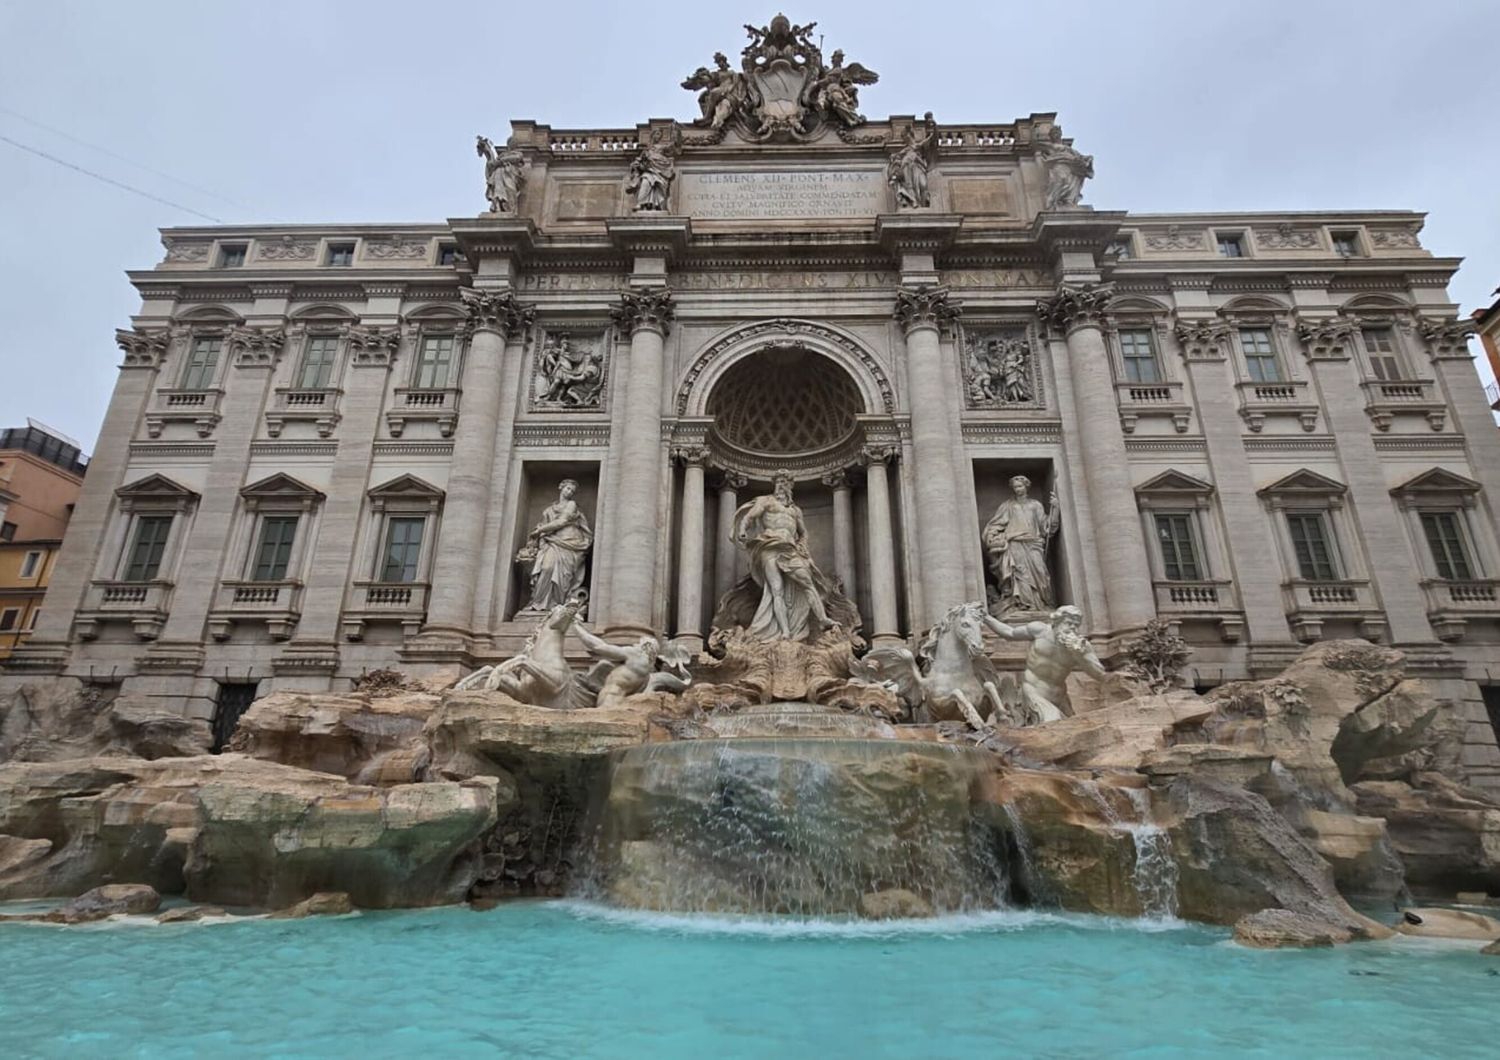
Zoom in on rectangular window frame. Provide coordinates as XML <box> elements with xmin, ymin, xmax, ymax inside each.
<box><xmin>1360</xmin><ymin>326</ymin><xmax>1406</xmax><ymax>382</ymax></box>
<box><xmin>123</xmin><ymin>514</ymin><xmax>175</xmax><ymax>582</ymax></box>
<box><xmin>0</xmin><ymin>608</ymin><xmax>18</xmax><ymax>632</ymax></box>
<box><xmin>1153</xmin><ymin>511</ymin><xmax>1204</xmax><ymax>582</ymax></box>
<box><xmin>250</xmin><ymin>514</ymin><xmax>301</xmax><ymax>582</ymax></box>
<box><xmin>1285</xmin><ymin>510</ymin><xmax>1342</xmax><ymax>582</ymax></box>
<box><xmin>1215</xmin><ymin>231</ymin><xmax>1247</xmax><ymax>258</ymax></box>
<box><xmin>325</xmin><ymin>242</ymin><xmax>356</xmax><ymax>267</ymax></box>
<box><xmin>19</xmin><ymin>550</ymin><xmax>42</xmax><ymax>579</ymax></box>
<box><xmin>414</xmin><ymin>334</ymin><xmax>458</xmax><ymax>389</ymax></box>
<box><xmin>181</xmin><ymin>335</ymin><xmax>223</xmax><ymax>390</ymax></box>
<box><xmin>216</xmin><ymin>243</ymin><xmax>247</xmax><ymax>268</ymax></box>
<box><xmin>1419</xmin><ymin>510</ymin><xmax>1476</xmax><ymax>581</ymax></box>
<box><xmin>1117</xmin><ymin>327</ymin><xmax>1163</xmax><ymax>384</ymax></box>
<box><xmin>437</xmin><ymin>244</ymin><xmax>461</xmax><ymax>266</ymax></box>
<box><xmin>1330</xmin><ymin>230</ymin><xmax>1362</xmax><ymax>258</ymax></box>
<box><xmin>298</xmin><ymin>334</ymin><xmax>340</xmax><ymax>389</ymax></box>
<box><xmin>1239</xmin><ymin>327</ymin><xmax>1283</xmax><ymax>383</ymax></box>
<box><xmin>378</xmin><ymin>515</ymin><xmax>427</xmax><ymax>584</ymax></box>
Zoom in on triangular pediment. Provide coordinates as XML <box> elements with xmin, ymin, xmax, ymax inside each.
<box><xmin>1136</xmin><ymin>470</ymin><xmax>1214</xmax><ymax>496</ymax></box>
<box><xmin>368</xmin><ymin>474</ymin><xmax>444</xmax><ymax>499</ymax></box>
<box><xmin>1391</xmin><ymin>468</ymin><xmax>1481</xmax><ymax>495</ymax></box>
<box><xmin>116</xmin><ymin>473</ymin><xmax>197</xmax><ymax>499</ymax></box>
<box><xmin>1258</xmin><ymin>468</ymin><xmax>1347</xmax><ymax>497</ymax></box>
<box><xmin>240</xmin><ymin>473</ymin><xmax>323</xmax><ymax>500</ymax></box>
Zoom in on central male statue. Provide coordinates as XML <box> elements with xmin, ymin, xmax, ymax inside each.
<box><xmin>713</xmin><ymin>472</ymin><xmax>860</xmax><ymax>642</ymax></box>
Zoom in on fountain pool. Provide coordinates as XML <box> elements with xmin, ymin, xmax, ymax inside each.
<box><xmin>1</xmin><ymin>900</ymin><xmax>1494</xmax><ymax>1057</ymax></box>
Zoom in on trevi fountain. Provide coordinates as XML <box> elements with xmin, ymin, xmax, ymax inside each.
<box><xmin>3</xmin><ymin>13</ymin><xmax>1500</xmax><ymax>1058</ymax></box>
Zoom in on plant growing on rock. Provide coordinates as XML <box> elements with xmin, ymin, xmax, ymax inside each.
<box><xmin>1123</xmin><ymin>619</ymin><xmax>1191</xmax><ymax>693</ymax></box>
<box><xmin>352</xmin><ymin>668</ymin><xmax>411</xmax><ymax>697</ymax></box>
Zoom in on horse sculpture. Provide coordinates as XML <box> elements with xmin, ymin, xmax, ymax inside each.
<box><xmin>851</xmin><ymin>602</ymin><xmax>1011</xmax><ymax>730</ymax></box>
<box><xmin>452</xmin><ymin>600</ymin><xmax>580</xmax><ymax>708</ymax></box>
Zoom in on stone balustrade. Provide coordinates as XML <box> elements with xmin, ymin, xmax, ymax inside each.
<box><xmin>74</xmin><ymin>580</ymin><xmax>174</xmax><ymax>641</ymax></box>
<box><xmin>266</xmin><ymin>387</ymin><xmax>343</xmax><ymax>438</ymax></box>
<box><xmin>386</xmin><ymin>387</ymin><xmax>461</xmax><ymax>438</ymax></box>
<box><xmin>340</xmin><ymin>581</ymin><xmax>431</xmax><ymax>641</ymax></box>
<box><xmin>208</xmin><ymin>580</ymin><xmax>303</xmax><ymax>641</ymax></box>
<box><xmin>1422</xmin><ymin>578</ymin><xmax>1500</xmax><ymax>641</ymax></box>
<box><xmin>145</xmin><ymin>388</ymin><xmax>224</xmax><ymax>438</ymax></box>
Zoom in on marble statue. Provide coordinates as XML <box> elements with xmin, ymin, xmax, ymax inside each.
<box><xmin>519</xmin><ymin>480</ymin><xmax>593</xmax><ymax>613</ymax></box>
<box><xmin>887</xmin><ymin>115</ymin><xmax>936</xmax><ymax>209</ymax></box>
<box><xmin>809</xmin><ymin>50</ymin><xmax>878</xmax><ymax>127</ymax></box>
<box><xmin>1038</xmin><ymin>129</ymin><xmax>1093</xmax><ymax>210</ymax></box>
<box><xmin>476</xmin><ymin>135</ymin><xmax>525</xmax><ymax>214</ymax></box>
<box><xmin>626</xmin><ymin>127</ymin><xmax>680</xmax><ymax>212</ymax></box>
<box><xmin>715</xmin><ymin>472</ymin><xmax>858</xmax><ymax>642</ymax></box>
<box><xmin>852</xmin><ymin>601</ymin><xmax>1008</xmax><ymax>730</ymax></box>
<box><xmin>682</xmin><ymin>52</ymin><xmax>746</xmax><ymax>130</ymax></box>
<box><xmin>537</xmin><ymin>335</ymin><xmax>603</xmax><ymax>407</ymax></box>
<box><xmin>985</xmin><ymin>605</ymin><xmax>1107</xmax><ymax>723</ymax></box>
<box><xmin>452</xmin><ymin>600</ymin><xmax>581</xmax><ymax>707</ymax></box>
<box><xmin>571</xmin><ymin>623</ymin><xmax>693</xmax><ymax>709</ymax></box>
<box><xmin>983</xmin><ymin>476</ymin><xmax>1060</xmax><ymax>616</ymax></box>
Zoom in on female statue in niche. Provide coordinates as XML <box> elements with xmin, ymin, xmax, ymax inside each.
<box><xmin>983</xmin><ymin>474</ymin><xmax>1060</xmax><ymax>617</ymax></box>
<box><xmin>713</xmin><ymin>472</ymin><xmax>860</xmax><ymax>642</ymax></box>
<box><xmin>520</xmin><ymin>479</ymin><xmax>593</xmax><ymax>612</ymax></box>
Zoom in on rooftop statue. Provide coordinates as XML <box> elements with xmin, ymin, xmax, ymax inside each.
<box><xmin>681</xmin><ymin>13</ymin><xmax>878</xmax><ymax>141</ymax></box>
<box><xmin>713</xmin><ymin>471</ymin><xmax>859</xmax><ymax>642</ymax></box>
<box><xmin>475</xmin><ymin>135</ymin><xmax>525</xmax><ymax>215</ymax></box>
<box><xmin>1038</xmin><ymin>127</ymin><xmax>1094</xmax><ymax>210</ymax></box>
<box><xmin>626</xmin><ymin>125</ymin><xmax>681</xmax><ymax>212</ymax></box>
<box><xmin>887</xmin><ymin>114</ymin><xmax>937</xmax><ymax>209</ymax></box>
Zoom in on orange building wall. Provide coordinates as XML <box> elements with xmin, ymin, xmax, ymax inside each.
<box><xmin>0</xmin><ymin>451</ymin><xmax>82</xmax><ymax>540</ymax></box>
<box><xmin>0</xmin><ymin>541</ymin><xmax>60</xmax><ymax>658</ymax></box>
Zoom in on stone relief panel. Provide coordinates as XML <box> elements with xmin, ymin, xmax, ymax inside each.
<box><xmin>961</xmin><ymin>324</ymin><xmax>1045</xmax><ymax>410</ymax></box>
<box><xmin>256</xmin><ymin>237</ymin><xmax>317</xmax><ymax>262</ymax></box>
<box><xmin>1254</xmin><ymin>224</ymin><xmax>1319</xmax><ymax>251</ymax></box>
<box><xmin>531</xmin><ymin>329</ymin><xmax>610</xmax><ymax>411</ymax></box>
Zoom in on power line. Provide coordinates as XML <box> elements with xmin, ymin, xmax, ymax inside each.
<box><xmin>0</xmin><ymin>105</ymin><xmax>251</xmax><ymax>211</ymax></box>
<box><xmin>0</xmin><ymin>133</ymin><xmax>224</xmax><ymax>223</ymax></box>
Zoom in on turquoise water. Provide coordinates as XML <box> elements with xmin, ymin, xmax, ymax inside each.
<box><xmin>1</xmin><ymin>901</ymin><xmax>1496</xmax><ymax>1058</ymax></box>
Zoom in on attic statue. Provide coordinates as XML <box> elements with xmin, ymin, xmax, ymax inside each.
<box><xmin>476</xmin><ymin>135</ymin><xmax>525</xmax><ymax>214</ymax></box>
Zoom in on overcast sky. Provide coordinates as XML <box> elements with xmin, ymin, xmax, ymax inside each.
<box><xmin>2</xmin><ymin>0</ymin><xmax>1497</xmax><ymax>450</ymax></box>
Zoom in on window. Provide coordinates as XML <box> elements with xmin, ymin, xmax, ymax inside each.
<box><xmin>1108</xmin><ymin>237</ymin><xmax>1134</xmax><ymax>261</ymax></box>
<box><xmin>1362</xmin><ymin>327</ymin><xmax>1403</xmax><ymax>381</ymax></box>
<box><xmin>438</xmin><ymin>244</ymin><xmax>461</xmax><ymax>266</ymax></box>
<box><xmin>0</xmin><ymin>522</ymin><xmax>13</xmax><ymax>542</ymax></box>
<box><xmin>124</xmin><ymin>515</ymin><xmax>173</xmax><ymax>581</ymax></box>
<box><xmin>19</xmin><ymin>551</ymin><xmax>41</xmax><ymax>578</ymax></box>
<box><xmin>1154</xmin><ymin>513</ymin><xmax>1202</xmax><ymax>581</ymax></box>
<box><xmin>298</xmin><ymin>335</ymin><xmax>339</xmax><ymax>389</ymax></box>
<box><xmin>326</xmin><ymin>243</ymin><xmax>355</xmax><ymax>266</ymax></box>
<box><xmin>182</xmin><ymin>336</ymin><xmax>222</xmax><ymax>389</ymax></box>
<box><xmin>1286</xmin><ymin>512</ymin><xmax>1340</xmax><ymax>581</ymax></box>
<box><xmin>217</xmin><ymin>244</ymin><xmax>247</xmax><ymax>268</ymax></box>
<box><xmin>1118</xmin><ymin>329</ymin><xmax>1162</xmax><ymax>383</ymax></box>
<box><xmin>27</xmin><ymin>609</ymin><xmax>39</xmax><ymax>630</ymax></box>
<box><xmin>414</xmin><ymin>335</ymin><xmax>456</xmax><ymax>388</ymax></box>
<box><xmin>379</xmin><ymin>516</ymin><xmax>426</xmax><ymax>583</ymax></box>
<box><xmin>1421</xmin><ymin>512</ymin><xmax>1475</xmax><ymax>581</ymax></box>
<box><xmin>1240</xmin><ymin>328</ymin><xmax>1281</xmax><ymax>382</ymax></box>
<box><xmin>1331</xmin><ymin>231</ymin><xmax>1360</xmax><ymax>257</ymax></box>
<box><xmin>251</xmin><ymin>515</ymin><xmax>299</xmax><ymax>581</ymax></box>
<box><xmin>1217</xmin><ymin>233</ymin><xmax>1245</xmax><ymax>258</ymax></box>
<box><xmin>0</xmin><ymin>609</ymin><xmax>17</xmax><ymax>632</ymax></box>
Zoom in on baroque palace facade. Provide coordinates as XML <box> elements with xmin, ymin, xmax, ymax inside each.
<box><xmin>5</xmin><ymin>16</ymin><xmax>1499</xmax><ymax>777</ymax></box>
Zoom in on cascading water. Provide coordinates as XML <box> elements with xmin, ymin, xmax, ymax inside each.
<box><xmin>1120</xmin><ymin>788</ymin><xmax>1180</xmax><ymax>920</ymax></box>
<box><xmin>579</xmin><ymin>704</ymin><xmax>1013</xmax><ymax>915</ymax></box>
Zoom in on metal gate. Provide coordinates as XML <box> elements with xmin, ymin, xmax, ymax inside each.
<box><xmin>211</xmin><ymin>681</ymin><xmax>260</xmax><ymax>753</ymax></box>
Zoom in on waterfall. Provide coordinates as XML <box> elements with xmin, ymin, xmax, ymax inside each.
<box><xmin>1121</xmin><ymin>788</ymin><xmax>1179</xmax><ymax>921</ymax></box>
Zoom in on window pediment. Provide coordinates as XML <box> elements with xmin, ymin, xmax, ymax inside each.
<box><xmin>117</xmin><ymin>473</ymin><xmax>198</xmax><ymax>501</ymax></box>
<box><xmin>241</xmin><ymin>473</ymin><xmax>324</xmax><ymax>502</ymax></box>
<box><xmin>1258</xmin><ymin>468</ymin><xmax>1348</xmax><ymax>503</ymax></box>
<box><xmin>1391</xmin><ymin>467</ymin><xmax>1481</xmax><ymax>509</ymax></box>
<box><xmin>368</xmin><ymin>474</ymin><xmax>444</xmax><ymax>499</ymax></box>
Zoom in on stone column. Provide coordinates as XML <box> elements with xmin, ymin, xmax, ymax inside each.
<box><xmin>823</xmin><ymin>468</ymin><xmax>858</xmax><ymax>602</ymax></box>
<box><xmin>859</xmin><ymin>444</ymin><xmax>902</xmax><ymax>645</ymax></box>
<box><xmin>419</xmin><ymin>289</ymin><xmax>534</xmax><ymax>648</ymax></box>
<box><xmin>673</xmin><ymin>446</ymin><xmax>709</xmax><ymax>651</ymax></box>
<box><xmin>713</xmin><ymin>469</ymin><xmax>747</xmax><ymax>607</ymax></box>
<box><xmin>894</xmin><ymin>286</ymin><xmax>969</xmax><ymax>627</ymax></box>
<box><xmin>8</xmin><ymin>329</ymin><xmax>170</xmax><ymax>670</ymax></box>
<box><xmin>605</xmin><ymin>288</ymin><xmax>675</xmax><ymax>637</ymax></box>
<box><xmin>277</xmin><ymin>324</ymin><xmax>401</xmax><ymax>669</ymax></box>
<box><xmin>1039</xmin><ymin>285</ymin><xmax>1155</xmax><ymax>633</ymax></box>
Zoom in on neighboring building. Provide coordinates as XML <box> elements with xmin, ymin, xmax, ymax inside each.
<box><xmin>1472</xmin><ymin>287</ymin><xmax>1500</xmax><ymax>411</ymax></box>
<box><xmin>0</xmin><ymin>422</ymin><xmax>87</xmax><ymax>658</ymax></box>
<box><xmin>4</xmin><ymin>16</ymin><xmax>1499</xmax><ymax>783</ymax></box>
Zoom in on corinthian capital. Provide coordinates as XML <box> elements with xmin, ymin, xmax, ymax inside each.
<box><xmin>1294</xmin><ymin>319</ymin><xmax>1356</xmax><ymax>360</ymax></box>
<box><xmin>672</xmin><ymin>444</ymin><xmax>710</xmax><ymax>467</ymax></box>
<box><xmin>611</xmin><ymin>288</ymin><xmax>676</xmax><ymax>336</ymax></box>
<box><xmin>1174</xmin><ymin>318</ymin><xmax>1232</xmax><ymax>361</ymax></box>
<box><xmin>1037</xmin><ymin>283</ymin><xmax>1113</xmax><ymax>335</ymax></box>
<box><xmin>346</xmin><ymin>324</ymin><xmax>402</xmax><ymax>366</ymax></box>
<box><xmin>226</xmin><ymin>325</ymin><xmax>287</xmax><ymax>367</ymax></box>
<box><xmin>459</xmin><ymin>287</ymin><xmax>535</xmax><ymax>340</ymax></box>
<box><xmin>1418</xmin><ymin>317</ymin><xmax>1476</xmax><ymax>359</ymax></box>
<box><xmin>894</xmin><ymin>284</ymin><xmax>960</xmax><ymax>335</ymax></box>
<box><xmin>115</xmin><ymin>327</ymin><xmax>172</xmax><ymax>368</ymax></box>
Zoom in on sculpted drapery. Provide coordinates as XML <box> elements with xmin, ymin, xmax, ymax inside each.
<box><xmin>983</xmin><ymin>475</ymin><xmax>1060</xmax><ymax>616</ymax></box>
<box><xmin>523</xmin><ymin>480</ymin><xmax>593</xmax><ymax>612</ymax></box>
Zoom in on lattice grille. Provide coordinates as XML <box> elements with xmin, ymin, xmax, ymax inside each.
<box><xmin>707</xmin><ymin>348</ymin><xmax>862</xmax><ymax>454</ymax></box>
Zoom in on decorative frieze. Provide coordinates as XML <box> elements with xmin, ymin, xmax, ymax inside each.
<box><xmin>532</xmin><ymin>330</ymin><xmax>608</xmax><ymax>410</ymax></box>
<box><xmin>960</xmin><ymin>422</ymin><xmax>1063</xmax><ymax>446</ymax></box>
<box><xmin>510</xmin><ymin>424</ymin><xmax>613</xmax><ymax>448</ymax></box>
<box><xmin>961</xmin><ymin>326</ymin><xmax>1043</xmax><ymax>409</ymax></box>
<box><xmin>372</xmin><ymin>441</ymin><xmax>456</xmax><ymax>457</ymax></box>
<box><xmin>1123</xmin><ymin>437</ymin><xmax>1207</xmax><ymax>454</ymax></box>
<box><xmin>1369</xmin><ymin>226</ymin><xmax>1422</xmax><ymax>250</ymax></box>
<box><xmin>1036</xmin><ymin>284</ymin><xmax>1111</xmax><ymax>335</ymax></box>
<box><xmin>1255</xmin><ymin>223</ymin><xmax>1319</xmax><ymax>251</ymax></box>
<box><xmin>894</xmin><ymin>285</ymin><xmax>960</xmax><ymax>334</ymax></box>
<box><xmin>363</xmin><ymin>235</ymin><xmax>430</xmax><ymax>260</ymax></box>
<box><xmin>248</xmin><ymin>441</ymin><xmax>338</xmax><ymax>457</ymax></box>
<box><xmin>129</xmin><ymin>442</ymin><xmax>215</xmax><ymax>458</ymax></box>
<box><xmin>162</xmin><ymin>241</ymin><xmax>211</xmax><ymax>264</ymax></box>
<box><xmin>611</xmin><ymin>288</ymin><xmax>676</xmax><ymax>336</ymax></box>
<box><xmin>1141</xmin><ymin>226</ymin><xmax>1205</xmax><ymax>252</ymax></box>
<box><xmin>256</xmin><ymin>236</ymin><xmax>317</xmax><ymax>262</ymax></box>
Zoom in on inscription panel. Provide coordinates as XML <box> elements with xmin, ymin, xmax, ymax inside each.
<box><xmin>678</xmin><ymin>170</ymin><xmax>886</xmax><ymax>219</ymax></box>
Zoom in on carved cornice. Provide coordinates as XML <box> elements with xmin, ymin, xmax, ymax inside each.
<box><xmin>226</xmin><ymin>325</ymin><xmax>286</xmax><ymax>367</ymax></box>
<box><xmin>1037</xmin><ymin>283</ymin><xmax>1112</xmax><ymax>335</ymax></box>
<box><xmin>459</xmin><ymin>287</ymin><xmax>536</xmax><ymax>340</ymax></box>
<box><xmin>894</xmin><ymin>285</ymin><xmax>960</xmax><ymax>335</ymax></box>
<box><xmin>347</xmin><ymin>324</ymin><xmax>402</xmax><ymax>366</ymax></box>
<box><xmin>610</xmin><ymin>288</ymin><xmax>676</xmax><ymax>336</ymax></box>
<box><xmin>116</xmin><ymin>327</ymin><xmax>172</xmax><ymax>369</ymax></box>
<box><xmin>510</xmin><ymin>424</ymin><xmax>613</xmax><ymax>448</ymax></box>
<box><xmin>1295</xmin><ymin>319</ymin><xmax>1357</xmax><ymax>361</ymax></box>
<box><xmin>1418</xmin><ymin>317</ymin><xmax>1476</xmax><ymax>360</ymax></box>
